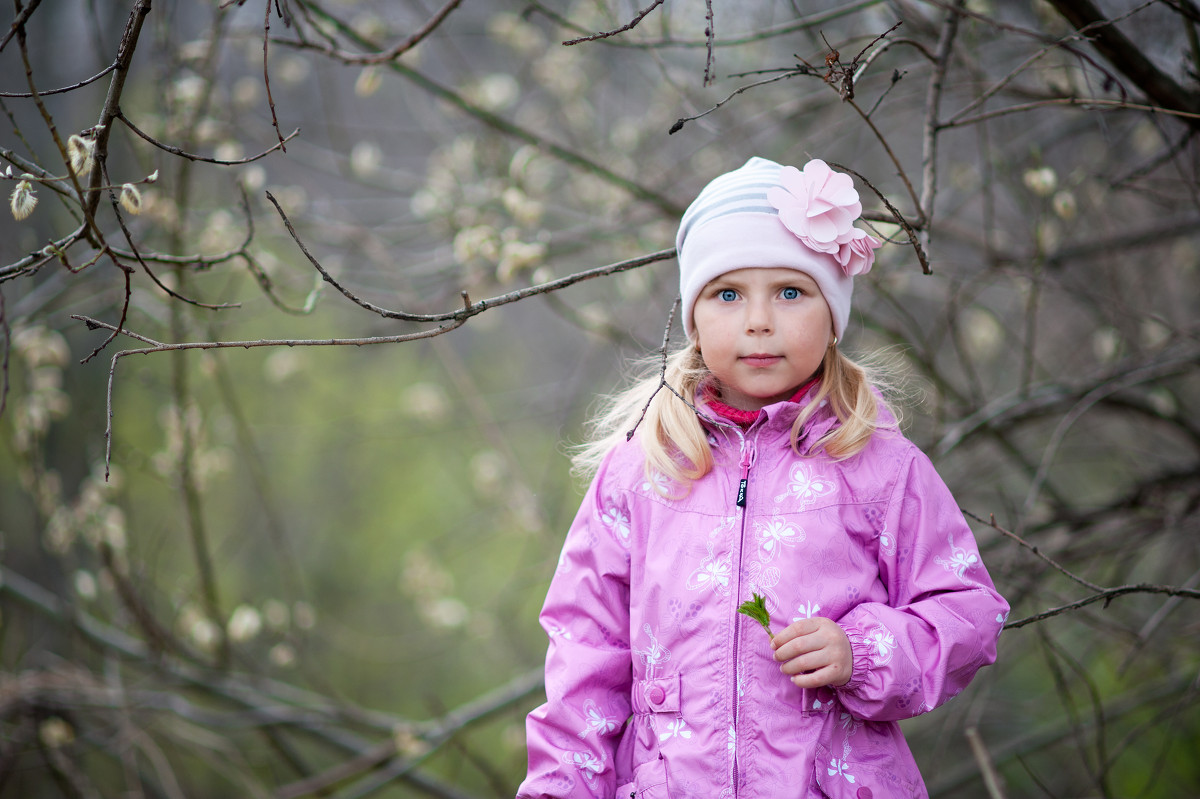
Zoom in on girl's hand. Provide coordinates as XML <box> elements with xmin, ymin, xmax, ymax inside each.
<box><xmin>770</xmin><ymin>617</ymin><xmax>853</xmax><ymax>689</ymax></box>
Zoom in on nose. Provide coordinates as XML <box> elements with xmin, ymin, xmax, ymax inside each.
<box><xmin>745</xmin><ymin>296</ymin><xmax>773</xmax><ymax>334</ymax></box>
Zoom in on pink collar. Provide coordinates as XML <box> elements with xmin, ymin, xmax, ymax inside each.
<box><xmin>703</xmin><ymin>376</ymin><xmax>820</xmax><ymax>427</ymax></box>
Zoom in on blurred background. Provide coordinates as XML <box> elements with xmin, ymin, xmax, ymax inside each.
<box><xmin>1</xmin><ymin>1</ymin><xmax>1198</xmax><ymax>796</ymax></box>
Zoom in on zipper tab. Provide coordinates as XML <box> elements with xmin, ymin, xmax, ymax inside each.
<box><xmin>735</xmin><ymin>449</ymin><xmax>752</xmax><ymax>507</ymax></box>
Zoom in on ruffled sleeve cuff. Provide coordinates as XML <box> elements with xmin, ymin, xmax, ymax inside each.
<box><xmin>839</xmin><ymin>623</ymin><xmax>873</xmax><ymax>692</ymax></box>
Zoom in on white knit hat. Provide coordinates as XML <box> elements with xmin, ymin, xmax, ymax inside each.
<box><xmin>676</xmin><ymin>156</ymin><xmax>880</xmax><ymax>341</ymax></box>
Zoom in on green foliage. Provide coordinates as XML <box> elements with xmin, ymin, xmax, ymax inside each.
<box><xmin>737</xmin><ymin>592</ymin><xmax>773</xmax><ymax>638</ymax></box>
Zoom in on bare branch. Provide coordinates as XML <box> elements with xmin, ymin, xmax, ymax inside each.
<box><xmin>1044</xmin><ymin>0</ymin><xmax>1200</xmax><ymax>129</ymax></box>
<box><xmin>940</xmin><ymin>95</ymin><xmax>1200</xmax><ymax>129</ymax></box>
<box><xmin>279</xmin><ymin>7</ymin><xmax>684</xmax><ymax>217</ymax></box>
<box><xmin>262</xmin><ymin>0</ymin><xmax>287</xmax><ymax>151</ymax></box>
<box><xmin>0</xmin><ymin>0</ymin><xmax>41</xmax><ymax>54</ymax></box>
<box><xmin>669</xmin><ymin>70</ymin><xmax>805</xmax><ymax>134</ymax></box>
<box><xmin>918</xmin><ymin>0</ymin><xmax>964</xmax><ymax>236</ymax></box>
<box><xmin>117</xmin><ymin>110</ymin><xmax>299</xmax><ymax>164</ymax></box>
<box><xmin>531</xmin><ymin>0</ymin><xmax>885</xmax><ymax>49</ymax></box>
<box><xmin>76</xmin><ymin>312</ymin><xmax>473</xmax><ymax>477</ymax></box>
<box><xmin>1006</xmin><ymin>583</ymin><xmax>1200</xmax><ymax>630</ymax></box>
<box><xmin>0</xmin><ymin>61</ymin><xmax>117</xmax><ymax>98</ymax></box>
<box><xmin>562</xmin><ymin>0</ymin><xmax>664</xmax><ymax>46</ymax></box>
<box><xmin>829</xmin><ymin>161</ymin><xmax>930</xmax><ymax>273</ymax></box>
<box><xmin>266</xmin><ymin>190</ymin><xmax>676</xmax><ymax>323</ymax></box>
<box><xmin>964</xmin><ymin>509</ymin><xmax>1103</xmax><ymax>592</ymax></box>
<box><xmin>87</xmin><ymin>0</ymin><xmax>153</xmax><ymax>218</ymax></box>
<box><xmin>624</xmin><ymin>298</ymin><xmax>702</xmax><ymax>442</ymax></box>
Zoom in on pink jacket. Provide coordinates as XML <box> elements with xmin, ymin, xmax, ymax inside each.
<box><xmin>519</xmin><ymin>393</ymin><xmax>1008</xmax><ymax>798</ymax></box>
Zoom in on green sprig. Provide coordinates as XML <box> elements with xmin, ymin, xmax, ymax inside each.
<box><xmin>737</xmin><ymin>592</ymin><xmax>773</xmax><ymax>638</ymax></box>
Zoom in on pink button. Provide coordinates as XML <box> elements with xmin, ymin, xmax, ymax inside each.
<box><xmin>856</xmin><ymin>788</ymin><xmax>873</xmax><ymax>799</ymax></box>
<box><xmin>647</xmin><ymin>685</ymin><xmax>666</xmax><ymax>706</ymax></box>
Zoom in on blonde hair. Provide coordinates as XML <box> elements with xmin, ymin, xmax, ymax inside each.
<box><xmin>572</xmin><ymin>342</ymin><xmax>898</xmax><ymax>486</ymax></box>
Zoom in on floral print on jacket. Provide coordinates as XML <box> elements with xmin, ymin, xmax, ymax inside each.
<box><xmin>519</xmin><ymin>393</ymin><xmax>1008</xmax><ymax>799</ymax></box>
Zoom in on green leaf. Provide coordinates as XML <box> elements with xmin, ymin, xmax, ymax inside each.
<box><xmin>737</xmin><ymin>592</ymin><xmax>773</xmax><ymax>638</ymax></box>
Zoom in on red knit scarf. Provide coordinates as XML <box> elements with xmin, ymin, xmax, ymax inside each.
<box><xmin>703</xmin><ymin>376</ymin><xmax>820</xmax><ymax>427</ymax></box>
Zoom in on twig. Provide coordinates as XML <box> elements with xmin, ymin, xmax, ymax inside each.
<box><xmin>324</xmin><ymin>0</ymin><xmax>462</xmax><ymax>63</ymax></box>
<box><xmin>533</xmin><ymin>0</ymin><xmax>883</xmax><ymax>49</ymax></box>
<box><xmin>87</xmin><ymin>0</ymin><xmax>153</xmax><ymax>218</ymax></box>
<box><xmin>1005</xmin><ymin>584</ymin><xmax>1200</xmax><ymax>630</ymax></box>
<box><xmin>820</xmin><ymin>20</ymin><xmax>904</xmax><ymax>101</ymax></box>
<box><xmin>964</xmin><ymin>509</ymin><xmax>1103</xmax><ymax>592</ymax></box>
<box><xmin>1019</xmin><ymin>354</ymin><xmax>1199</xmax><ymax>526</ymax></box>
<box><xmin>280</xmin><ymin>6</ymin><xmax>684</xmax><ymax>217</ymax></box>
<box><xmin>702</xmin><ymin>0</ymin><xmax>715</xmax><ymax>85</ymax></box>
<box><xmin>828</xmin><ymin>161</ymin><xmax>930</xmax><ymax>274</ymax></box>
<box><xmin>945</xmin><ymin>45</ymin><xmax>1056</xmax><ymax>126</ymax></box>
<box><xmin>262</xmin><ymin>0</ymin><xmax>287</xmax><ymax>150</ymax></box>
<box><xmin>14</xmin><ymin>1</ymin><xmax>91</xmax><ymax>240</ymax></box>
<box><xmin>933</xmin><ymin>344</ymin><xmax>1200</xmax><ymax>457</ymax></box>
<box><xmin>0</xmin><ymin>0</ymin><xmax>41</xmax><ymax>54</ymax></box>
<box><xmin>331</xmin><ymin>670</ymin><xmax>546</xmax><ymax>799</ymax></box>
<box><xmin>940</xmin><ymin>96</ymin><xmax>1200</xmax><ymax>129</ymax></box>
<box><xmin>266</xmin><ymin>189</ymin><xmax>675</xmax><ymax>323</ymax></box>
<box><xmin>964</xmin><ymin>509</ymin><xmax>1200</xmax><ymax>631</ymax></box>
<box><xmin>79</xmin><ymin>253</ymin><xmax>133</xmax><ymax>364</ymax></box>
<box><xmin>669</xmin><ymin>70</ymin><xmax>804</xmax><ymax>134</ymax></box>
<box><xmin>275</xmin><ymin>738</ymin><xmax>396</xmax><ymax>799</ymax></box>
<box><xmin>624</xmin><ymin>298</ymin><xmax>701</xmax><ymax>441</ymax></box>
<box><xmin>75</xmin><ymin>311</ymin><xmax>472</xmax><ymax>478</ymax></box>
<box><xmin>117</xmin><ymin>110</ymin><xmax>299</xmax><ymax>163</ymax></box>
<box><xmin>1043</xmin><ymin>0</ymin><xmax>1200</xmax><ymax>130</ymax></box>
<box><xmin>563</xmin><ymin>0</ymin><xmax>664</xmax><ymax>46</ymax></box>
<box><xmin>0</xmin><ymin>224</ymin><xmax>89</xmax><ymax>281</ymax></box>
<box><xmin>918</xmin><ymin>0</ymin><xmax>964</xmax><ymax>237</ymax></box>
<box><xmin>0</xmin><ymin>561</ymin><xmax>545</xmax><ymax>795</ymax></box>
<box><xmin>0</xmin><ymin>61</ymin><xmax>116</xmax><ymax>97</ymax></box>
<box><xmin>261</xmin><ymin>0</ymin><xmax>461</xmax><ymax>64</ymax></box>
<box><xmin>965</xmin><ymin>727</ymin><xmax>1008</xmax><ymax>799</ymax></box>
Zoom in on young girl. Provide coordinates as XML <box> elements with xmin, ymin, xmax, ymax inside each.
<box><xmin>518</xmin><ymin>157</ymin><xmax>1008</xmax><ymax>799</ymax></box>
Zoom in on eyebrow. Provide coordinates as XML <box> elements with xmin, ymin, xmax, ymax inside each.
<box><xmin>711</xmin><ymin>272</ymin><xmax>820</xmax><ymax>289</ymax></box>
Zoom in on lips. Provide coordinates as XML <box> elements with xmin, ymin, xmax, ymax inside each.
<box><xmin>740</xmin><ymin>354</ymin><xmax>782</xmax><ymax>367</ymax></box>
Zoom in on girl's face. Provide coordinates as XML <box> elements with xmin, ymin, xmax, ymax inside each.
<box><xmin>692</xmin><ymin>267</ymin><xmax>833</xmax><ymax>412</ymax></box>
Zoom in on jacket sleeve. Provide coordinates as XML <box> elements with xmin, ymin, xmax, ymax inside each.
<box><xmin>517</xmin><ymin>454</ymin><xmax>633</xmax><ymax>798</ymax></box>
<box><xmin>834</xmin><ymin>447</ymin><xmax>1008</xmax><ymax>722</ymax></box>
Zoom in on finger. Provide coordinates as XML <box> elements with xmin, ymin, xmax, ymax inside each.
<box><xmin>779</xmin><ymin>649</ymin><xmax>833</xmax><ymax>676</ymax></box>
<box><xmin>772</xmin><ymin>626</ymin><xmax>838</xmax><ymax>662</ymax></box>
<box><xmin>790</xmin><ymin>658</ymin><xmax>853</xmax><ymax>689</ymax></box>
<box><xmin>770</xmin><ymin>618</ymin><xmax>819</xmax><ymax>650</ymax></box>
<box><xmin>772</xmin><ymin>635</ymin><xmax>816</xmax><ymax>662</ymax></box>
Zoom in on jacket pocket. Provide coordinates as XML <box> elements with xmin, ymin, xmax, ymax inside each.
<box><xmin>615</xmin><ymin>753</ymin><xmax>670</xmax><ymax>799</ymax></box>
<box><xmin>813</xmin><ymin>742</ymin><xmax>922</xmax><ymax>799</ymax></box>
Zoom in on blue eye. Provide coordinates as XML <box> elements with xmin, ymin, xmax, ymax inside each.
<box><xmin>719</xmin><ymin>289</ymin><xmax>738</xmax><ymax>302</ymax></box>
<box><xmin>781</xmin><ymin>287</ymin><xmax>800</xmax><ymax>299</ymax></box>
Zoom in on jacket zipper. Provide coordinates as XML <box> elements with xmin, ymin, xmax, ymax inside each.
<box><xmin>730</xmin><ymin>429</ymin><xmax>755</xmax><ymax>798</ymax></box>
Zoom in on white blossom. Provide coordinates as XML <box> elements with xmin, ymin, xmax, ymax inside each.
<box><xmin>119</xmin><ymin>183</ymin><xmax>143</xmax><ymax>215</ymax></box>
<box><xmin>67</xmin><ymin>134</ymin><xmax>95</xmax><ymax>176</ymax></box>
<box><xmin>10</xmin><ymin>179</ymin><xmax>36</xmax><ymax>220</ymax></box>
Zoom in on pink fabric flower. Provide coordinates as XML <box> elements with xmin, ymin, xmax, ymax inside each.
<box><xmin>767</xmin><ymin>160</ymin><xmax>860</xmax><ymax>246</ymax></box>
<box><xmin>834</xmin><ymin>226</ymin><xmax>881</xmax><ymax>277</ymax></box>
<box><xmin>766</xmin><ymin>159</ymin><xmax>880</xmax><ymax>276</ymax></box>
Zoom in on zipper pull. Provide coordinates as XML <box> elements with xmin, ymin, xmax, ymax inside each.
<box><xmin>736</xmin><ymin>449</ymin><xmax>751</xmax><ymax>507</ymax></box>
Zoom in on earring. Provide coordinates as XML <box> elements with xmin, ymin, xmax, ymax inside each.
<box><xmin>830</xmin><ymin>336</ymin><xmax>838</xmax><ymax>348</ymax></box>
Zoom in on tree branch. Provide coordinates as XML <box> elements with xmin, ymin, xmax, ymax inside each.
<box><xmin>1044</xmin><ymin>0</ymin><xmax>1200</xmax><ymax>129</ymax></box>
